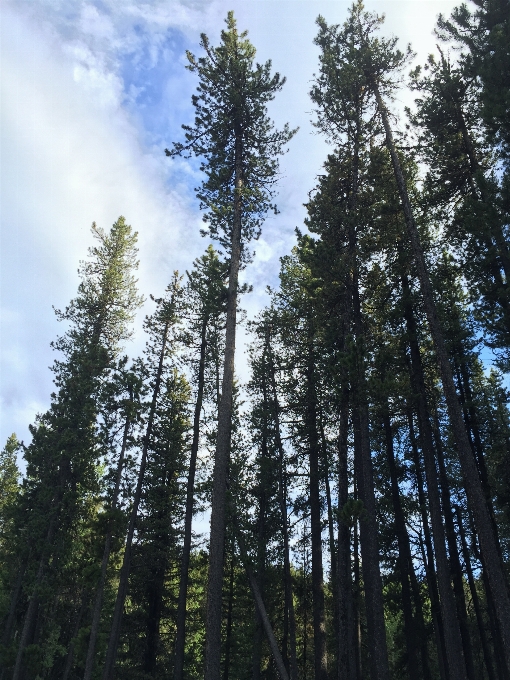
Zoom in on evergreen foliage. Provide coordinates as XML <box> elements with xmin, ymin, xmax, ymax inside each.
<box><xmin>2</xmin><ymin>4</ymin><xmax>510</xmax><ymax>680</ymax></box>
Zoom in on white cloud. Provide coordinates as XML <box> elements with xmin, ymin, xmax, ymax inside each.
<box><xmin>0</xmin><ymin>3</ymin><xmax>205</xmax><ymax>449</ymax></box>
<box><xmin>0</xmin><ymin>0</ymin><xmax>462</xmax><ymax>455</ymax></box>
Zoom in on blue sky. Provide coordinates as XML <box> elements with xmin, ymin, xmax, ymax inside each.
<box><xmin>1</xmin><ymin>0</ymin><xmax>460</xmax><ymax>449</ymax></box>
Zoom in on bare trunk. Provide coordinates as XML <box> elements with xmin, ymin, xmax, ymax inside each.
<box><xmin>407</xmin><ymin>411</ymin><xmax>448</xmax><ymax>680</ymax></box>
<box><xmin>351</xmin><ymin>300</ymin><xmax>390</xmax><ymax>680</ymax></box>
<box><xmin>204</xmin><ymin>130</ymin><xmax>243</xmax><ymax>680</ymax></box>
<box><xmin>455</xmin><ymin>507</ymin><xmax>498</xmax><ymax>680</ymax></box>
<box><xmin>433</xmin><ymin>415</ymin><xmax>476</xmax><ymax>680</ymax></box>
<box><xmin>373</xmin><ymin>81</ymin><xmax>510</xmax><ymax>671</ymax></box>
<box><xmin>222</xmin><ymin>548</ymin><xmax>235</xmax><ymax>680</ymax></box>
<box><xmin>382</xmin><ymin>409</ymin><xmax>422</xmax><ymax>680</ymax></box>
<box><xmin>174</xmin><ymin>316</ymin><xmax>208</xmax><ymax>680</ymax></box>
<box><xmin>402</xmin><ymin>274</ymin><xmax>467</xmax><ymax>680</ymax></box>
<box><xmin>268</xmin><ymin>339</ymin><xmax>298</xmax><ymax>680</ymax></box>
<box><xmin>337</xmin><ymin>392</ymin><xmax>356</xmax><ymax>680</ymax></box>
<box><xmin>234</xmin><ymin>521</ymin><xmax>290</xmax><ymax>680</ymax></box>
<box><xmin>101</xmin><ymin>318</ymin><xmax>171</xmax><ymax>680</ymax></box>
<box><xmin>306</xmin><ymin>337</ymin><xmax>328</xmax><ymax>680</ymax></box>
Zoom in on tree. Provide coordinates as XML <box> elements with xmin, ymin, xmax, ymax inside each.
<box><xmin>167</xmin><ymin>13</ymin><xmax>295</xmax><ymax>680</ymax></box>
<box><xmin>5</xmin><ymin>217</ymin><xmax>143</xmax><ymax>680</ymax></box>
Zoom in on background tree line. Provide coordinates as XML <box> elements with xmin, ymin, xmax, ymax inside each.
<box><xmin>1</xmin><ymin>1</ymin><xmax>510</xmax><ymax>679</ymax></box>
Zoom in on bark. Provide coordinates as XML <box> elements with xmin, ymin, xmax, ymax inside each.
<box><xmin>204</xmin><ymin>129</ymin><xmax>243</xmax><ymax>680</ymax></box>
<box><xmin>306</xmin><ymin>336</ymin><xmax>328</xmax><ymax>680</ymax></box>
<box><xmin>373</xmin><ymin>80</ymin><xmax>510</xmax><ymax>670</ymax></box>
<box><xmin>455</xmin><ymin>507</ymin><xmax>498</xmax><ymax>680</ymax></box>
<box><xmin>223</xmin><ymin>550</ymin><xmax>235</xmax><ymax>680</ymax></box>
<box><xmin>101</xmin><ymin>317</ymin><xmax>171</xmax><ymax>680</ymax></box>
<box><xmin>432</xmin><ymin>415</ymin><xmax>476</xmax><ymax>680</ymax></box>
<box><xmin>350</xmin><ymin>296</ymin><xmax>390</xmax><ymax>680</ymax></box>
<box><xmin>252</xmin><ymin>363</ymin><xmax>269</xmax><ymax>680</ymax></box>
<box><xmin>382</xmin><ymin>409</ymin><xmax>422</xmax><ymax>680</ymax></box>
<box><xmin>468</xmin><ymin>512</ymin><xmax>509</xmax><ymax>680</ymax></box>
<box><xmin>402</xmin><ymin>275</ymin><xmax>467</xmax><ymax>680</ymax></box>
<box><xmin>234</xmin><ymin>522</ymin><xmax>290</xmax><ymax>680</ymax></box>
<box><xmin>84</xmin><ymin>412</ymin><xmax>131</xmax><ymax>680</ymax></box>
<box><xmin>268</xmin><ymin>339</ymin><xmax>298</xmax><ymax>680</ymax></box>
<box><xmin>246</xmin><ymin>563</ymin><xmax>290</xmax><ymax>680</ymax></box>
<box><xmin>337</xmin><ymin>391</ymin><xmax>356</xmax><ymax>680</ymax></box>
<box><xmin>352</xmin><ymin>489</ymin><xmax>362</xmax><ymax>680</ymax></box>
<box><xmin>346</xmin><ymin>116</ymin><xmax>390</xmax><ymax>680</ymax></box>
<box><xmin>174</xmin><ymin>315</ymin><xmax>208</xmax><ymax>680</ymax></box>
<box><xmin>407</xmin><ymin>412</ymin><xmax>448</xmax><ymax>680</ymax></box>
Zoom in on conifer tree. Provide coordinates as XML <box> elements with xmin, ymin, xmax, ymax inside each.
<box><xmin>5</xmin><ymin>217</ymin><xmax>142</xmax><ymax>680</ymax></box>
<box><xmin>174</xmin><ymin>246</ymin><xmax>227</xmax><ymax>680</ymax></box>
<box><xmin>167</xmin><ymin>14</ymin><xmax>295</xmax><ymax>679</ymax></box>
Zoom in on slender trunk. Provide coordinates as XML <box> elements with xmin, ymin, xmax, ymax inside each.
<box><xmin>319</xmin><ymin>409</ymin><xmax>339</xmax><ymax>678</ymax></box>
<box><xmin>468</xmin><ymin>511</ymin><xmax>509</xmax><ymax>680</ymax></box>
<box><xmin>352</xmin><ymin>492</ymin><xmax>362</xmax><ymax>680</ymax></box>
<box><xmin>382</xmin><ymin>409</ymin><xmax>421</xmax><ymax>680</ymax></box>
<box><xmin>204</xmin><ymin>129</ymin><xmax>243</xmax><ymax>680</ymax></box>
<box><xmin>252</xmin><ymin>364</ymin><xmax>269</xmax><ymax>680</ymax></box>
<box><xmin>268</xmin><ymin>340</ymin><xmax>298</xmax><ymax>680</ymax></box>
<box><xmin>455</xmin><ymin>507</ymin><xmax>498</xmax><ymax>680</ymax></box>
<box><xmin>306</xmin><ymin>337</ymin><xmax>328</xmax><ymax>680</ymax></box>
<box><xmin>174</xmin><ymin>316</ymin><xmax>208</xmax><ymax>680</ymax></box>
<box><xmin>347</xmin><ymin>118</ymin><xmax>389</xmax><ymax>680</ymax></box>
<box><xmin>432</xmin><ymin>415</ymin><xmax>476</xmax><ymax>680</ymax></box>
<box><xmin>101</xmin><ymin>317</ymin><xmax>171</xmax><ymax>680</ymax></box>
<box><xmin>84</xmin><ymin>413</ymin><xmax>132</xmax><ymax>680</ymax></box>
<box><xmin>246</xmin><ymin>563</ymin><xmax>290</xmax><ymax>680</ymax></box>
<box><xmin>402</xmin><ymin>275</ymin><xmax>467</xmax><ymax>680</ymax></box>
<box><xmin>407</xmin><ymin>411</ymin><xmax>448</xmax><ymax>680</ymax></box>
<box><xmin>143</xmin><ymin>504</ymin><xmax>172</xmax><ymax>676</ymax></box>
<box><xmin>337</xmin><ymin>391</ymin><xmax>355</xmax><ymax>680</ymax></box>
<box><xmin>234</xmin><ymin>521</ymin><xmax>290</xmax><ymax>680</ymax></box>
<box><xmin>373</xmin><ymin>81</ymin><xmax>510</xmax><ymax>670</ymax></box>
<box><xmin>223</xmin><ymin>549</ymin><xmax>235</xmax><ymax>680</ymax></box>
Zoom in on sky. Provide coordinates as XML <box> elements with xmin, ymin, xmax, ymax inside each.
<box><xmin>0</xmin><ymin>0</ymin><xmax>461</xmax><ymax>452</ymax></box>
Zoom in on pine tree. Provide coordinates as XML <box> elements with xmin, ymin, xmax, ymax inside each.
<box><xmin>167</xmin><ymin>14</ymin><xmax>295</xmax><ymax>679</ymax></box>
<box><xmin>4</xmin><ymin>217</ymin><xmax>142</xmax><ymax>680</ymax></box>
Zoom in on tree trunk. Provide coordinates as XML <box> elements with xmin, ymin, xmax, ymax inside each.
<box><xmin>337</xmin><ymin>391</ymin><xmax>356</xmax><ymax>680</ymax></box>
<box><xmin>101</xmin><ymin>317</ymin><xmax>171</xmax><ymax>680</ymax></box>
<box><xmin>204</xmin><ymin>128</ymin><xmax>243</xmax><ymax>680</ymax></box>
<box><xmin>306</xmin><ymin>336</ymin><xmax>328</xmax><ymax>680</ymax></box>
<box><xmin>402</xmin><ymin>274</ymin><xmax>467</xmax><ymax>680</ymax></box>
<box><xmin>432</xmin><ymin>414</ymin><xmax>476</xmax><ymax>680</ymax></box>
<box><xmin>174</xmin><ymin>315</ymin><xmax>208</xmax><ymax>680</ymax></box>
<box><xmin>455</xmin><ymin>506</ymin><xmax>498</xmax><ymax>680</ymax></box>
<box><xmin>223</xmin><ymin>549</ymin><xmax>235</xmax><ymax>680</ymax></box>
<box><xmin>267</xmin><ymin>337</ymin><xmax>298</xmax><ymax>680</ymax></box>
<box><xmin>373</xmin><ymin>81</ymin><xmax>510</xmax><ymax>671</ymax></box>
<box><xmin>407</xmin><ymin>411</ymin><xmax>448</xmax><ymax>680</ymax></box>
<box><xmin>351</xmin><ymin>306</ymin><xmax>390</xmax><ymax>680</ymax></box>
<box><xmin>382</xmin><ymin>409</ymin><xmax>422</xmax><ymax>680</ymax></box>
<box><xmin>84</xmin><ymin>411</ymin><xmax>132</xmax><ymax>680</ymax></box>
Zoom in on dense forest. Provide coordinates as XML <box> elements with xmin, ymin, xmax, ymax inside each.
<box><xmin>1</xmin><ymin>1</ymin><xmax>510</xmax><ymax>679</ymax></box>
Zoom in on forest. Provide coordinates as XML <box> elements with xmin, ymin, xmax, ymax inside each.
<box><xmin>1</xmin><ymin>1</ymin><xmax>510</xmax><ymax>679</ymax></box>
